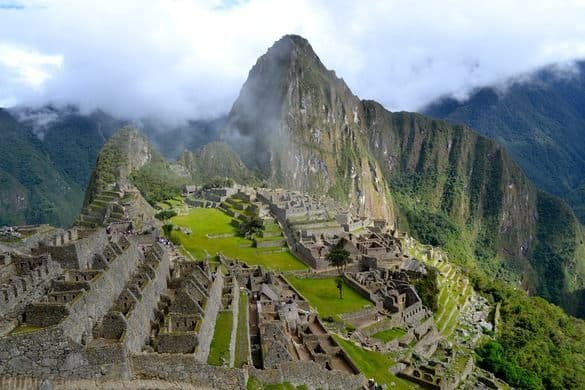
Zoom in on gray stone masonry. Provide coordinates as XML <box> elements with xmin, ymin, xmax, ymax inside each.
<box><xmin>0</xmin><ymin>237</ymin><xmax>142</xmax><ymax>378</ymax></box>
<box><xmin>249</xmin><ymin>361</ymin><xmax>366</xmax><ymax>390</ymax></box>
<box><xmin>0</xmin><ymin>256</ymin><xmax>62</xmax><ymax>320</ymax></box>
<box><xmin>194</xmin><ymin>269</ymin><xmax>224</xmax><ymax>362</ymax></box>
<box><xmin>130</xmin><ymin>353</ymin><xmax>247</xmax><ymax>388</ymax></box>
<box><xmin>35</xmin><ymin>229</ymin><xmax>108</xmax><ymax>270</ymax></box>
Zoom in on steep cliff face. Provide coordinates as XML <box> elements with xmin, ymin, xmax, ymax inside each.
<box><xmin>363</xmin><ymin>104</ymin><xmax>537</xmax><ymax>264</ymax></box>
<box><xmin>222</xmin><ymin>35</ymin><xmax>394</xmax><ymax>221</ymax></box>
<box><xmin>424</xmin><ymin>62</ymin><xmax>585</xmax><ymax>222</ymax></box>
<box><xmin>221</xmin><ymin>35</ymin><xmax>585</xmax><ymax>316</ymax></box>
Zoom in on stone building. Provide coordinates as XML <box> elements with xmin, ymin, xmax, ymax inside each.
<box><xmin>0</xmin><ymin>227</ymin><xmax>171</xmax><ymax>379</ymax></box>
<box><xmin>347</xmin><ymin>269</ymin><xmax>429</xmax><ymax>328</ymax></box>
<box><xmin>228</xmin><ymin>264</ymin><xmax>362</xmax><ymax>378</ymax></box>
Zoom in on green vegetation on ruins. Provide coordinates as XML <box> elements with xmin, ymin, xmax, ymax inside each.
<box><xmin>406</xmin><ymin>225</ymin><xmax>585</xmax><ymax>388</ymax></box>
<box><xmin>170</xmin><ymin>208</ymin><xmax>306</xmax><ymax>271</ymax></box>
<box><xmin>372</xmin><ymin>327</ymin><xmax>406</xmax><ymax>343</ymax></box>
<box><xmin>333</xmin><ymin>335</ymin><xmax>415</xmax><ymax>389</ymax></box>
<box><xmin>234</xmin><ymin>292</ymin><xmax>250</xmax><ymax>368</ymax></box>
<box><xmin>286</xmin><ymin>276</ymin><xmax>372</xmax><ymax>321</ymax></box>
<box><xmin>207</xmin><ymin>311</ymin><xmax>233</xmax><ymax>366</ymax></box>
<box><xmin>130</xmin><ymin>160</ymin><xmax>189</xmax><ymax>205</ymax></box>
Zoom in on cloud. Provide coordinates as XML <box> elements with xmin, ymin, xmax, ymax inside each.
<box><xmin>0</xmin><ymin>43</ymin><xmax>62</xmax><ymax>86</ymax></box>
<box><xmin>0</xmin><ymin>0</ymin><xmax>585</xmax><ymax>120</ymax></box>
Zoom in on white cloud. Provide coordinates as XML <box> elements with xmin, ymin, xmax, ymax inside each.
<box><xmin>0</xmin><ymin>43</ymin><xmax>62</xmax><ymax>86</ymax></box>
<box><xmin>0</xmin><ymin>0</ymin><xmax>584</xmax><ymax>120</ymax></box>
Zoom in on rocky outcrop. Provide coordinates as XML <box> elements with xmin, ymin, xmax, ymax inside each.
<box><xmin>221</xmin><ymin>35</ymin><xmax>394</xmax><ymax>222</ymax></box>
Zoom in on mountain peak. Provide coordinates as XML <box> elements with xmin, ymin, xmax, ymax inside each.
<box><xmin>248</xmin><ymin>34</ymin><xmax>327</xmax><ymax>80</ymax></box>
<box><xmin>270</xmin><ymin>34</ymin><xmax>314</xmax><ymax>54</ymax></box>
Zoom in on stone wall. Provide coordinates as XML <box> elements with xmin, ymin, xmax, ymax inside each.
<box><xmin>60</xmin><ymin>240</ymin><xmax>141</xmax><ymax>345</ymax></box>
<box><xmin>0</xmin><ymin>375</ymin><xmax>213</xmax><ymax>389</ymax></box>
<box><xmin>0</xmin><ymin>259</ymin><xmax>61</xmax><ymax>319</ymax></box>
<box><xmin>130</xmin><ymin>353</ymin><xmax>247</xmax><ymax>388</ymax></box>
<box><xmin>0</xmin><ymin>324</ymin><xmax>93</xmax><ymax>378</ymax></box>
<box><xmin>255</xmin><ymin>239</ymin><xmax>285</xmax><ymax>248</ymax></box>
<box><xmin>342</xmin><ymin>274</ymin><xmax>375</xmax><ymax>302</ymax></box>
<box><xmin>292</xmin><ymin>243</ymin><xmax>328</xmax><ymax>269</ymax></box>
<box><xmin>0</xmin><ymin>240</ymin><xmax>142</xmax><ymax>378</ymax></box>
<box><xmin>249</xmin><ymin>361</ymin><xmax>365</xmax><ymax>390</ymax></box>
<box><xmin>359</xmin><ymin>317</ymin><xmax>400</xmax><ymax>337</ymax></box>
<box><xmin>228</xmin><ymin>279</ymin><xmax>239</xmax><ymax>367</ymax></box>
<box><xmin>340</xmin><ymin>307</ymin><xmax>380</xmax><ymax>327</ymax></box>
<box><xmin>129</xmin><ymin>354</ymin><xmax>365</xmax><ymax>389</ymax></box>
<box><xmin>37</xmin><ymin>229</ymin><xmax>108</xmax><ymax>269</ymax></box>
<box><xmin>194</xmin><ymin>270</ymin><xmax>224</xmax><ymax>362</ymax></box>
<box><xmin>121</xmin><ymin>247</ymin><xmax>171</xmax><ymax>354</ymax></box>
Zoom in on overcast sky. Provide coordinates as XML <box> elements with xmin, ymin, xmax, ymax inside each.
<box><xmin>1</xmin><ymin>0</ymin><xmax>585</xmax><ymax>121</ymax></box>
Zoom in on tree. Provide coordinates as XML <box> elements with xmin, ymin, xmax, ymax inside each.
<box><xmin>412</xmin><ymin>267</ymin><xmax>439</xmax><ymax>312</ymax></box>
<box><xmin>327</xmin><ymin>238</ymin><xmax>351</xmax><ymax>274</ymax></box>
<box><xmin>155</xmin><ymin>209</ymin><xmax>177</xmax><ymax>221</ymax></box>
<box><xmin>162</xmin><ymin>223</ymin><xmax>174</xmax><ymax>238</ymax></box>
<box><xmin>239</xmin><ymin>216</ymin><xmax>264</xmax><ymax>239</ymax></box>
<box><xmin>475</xmin><ymin>341</ymin><xmax>541</xmax><ymax>389</ymax></box>
<box><xmin>336</xmin><ymin>278</ymin><xmax>344</xmax><ymax>299</ymax></box>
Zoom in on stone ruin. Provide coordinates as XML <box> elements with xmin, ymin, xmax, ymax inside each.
<box><xmin>395</xmin><ymin>341</ymin><xmax>474</xmax><ymax>389</ymax></box>
<box><xmin>225</xmin><ymin>262</ymin><xmax>363</xmax><ymax>387</ymax></box>
<box><xmin>0</xmin><ymin>225</ymin><xmax>174</xmax><ymax>379</ymax></box>
<box><xmin>0</xmin><ymin>221</ymin><xmax>368</xmax><ymax>389</ymax></box>
<box><xmin>345</xmin><ymin>268</ymin><xmax>429</xmax><ymax>329</ymax></box>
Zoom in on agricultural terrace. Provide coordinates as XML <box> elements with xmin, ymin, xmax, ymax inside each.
<box><xmin>405</xmin><ymin>244</ymin><xmax>471</xmax><ymax>338</ymax></box>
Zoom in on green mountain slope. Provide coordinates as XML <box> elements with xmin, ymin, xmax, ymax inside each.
<box><xmin>0</xmin><ymin>107</ymin><xmax>123</xmax><ymax>227</ymax></box>
<box><xmin>424</xmin><ymin>62</ymin><xmax>585</xmax><ymax>222</ymax></box>
<box><xmin>177</xmin><ymin>141</ymin><xmax>257</xmax><ymax>184</ymax></box>
<box><xmin>0</xmin><ymin>109</ymin><xmax>84</xmax><ymax>226</ymax></box>
<box><xmin>0</xmin><ymin>105</ymin><xmax>225</xmax><ymax>228</ymax></box>
<box><xmin>220</xmin><ymin>35</ymin><xmax>585</xmax><ymax>318</ymax></box>
<box><xmin>41</xmin><ymin>110</ymin><xmax>121</xmax><ymax>187</ymax></box>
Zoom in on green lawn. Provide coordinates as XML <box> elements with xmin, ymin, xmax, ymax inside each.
<box><xmin>170</xmin><ymin>208</ymin><xmax>307</xmax><ymax>271</ymax></box>
<box><xmin>9</xmin><ymin>324</ymin><xmax>42</xmax><ymax>335</ymax></box>
<box><xmin>333</xmin><ymin>336</ymin><xmax>417</xmax><ymax>389</ymax></box>
<box><xmin>372</xmin><ymin>327</ymin><xmax>406</xmax><ymax>342</ymax></box>
<box><xmin>286</xmin><ymin>276</ymin><xmax>373</xmax><ymax>319</ymax></box>
<box><xmin>234</xmin><ymin>292</ymin><xmax>250</xmax><ymax>368</ymax></box>
<box><xmin>208</xmin><ymin>311</ymin><xmax>233</xmax><ymax>366</ymax></box>
<box><xmin>247</xmin><ymin>377</ymin><xmax>309</xmax><ymax>390</ymax></box>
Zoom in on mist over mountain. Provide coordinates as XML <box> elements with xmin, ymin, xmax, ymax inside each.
<box><xmin>425</xmin><ymin>61</ymin><xmax>585</xmax><ymax>222</ymax></box>
<box><xmin>216</xmin><ymin>35</ymin><xmax>585</xmax><ymax>318</ymax></box>
<box><xmin>0</xmin><ymin>107</ymin><xmax>121</xmax><ymax>226</ymax></box>
<box><xmin>1</xmin><ymin>28</ymin><xmax>585</xmax><ymax>388</ymax></box>
<box><xmin>2</xmin><ymin>1</ymin><xmax>585</xmax><ymax>122</ymax></box>
<box><xmin>0</xmin><ymin>105</ymin><xmax>223</xmax><ymax>227</ymax></box>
